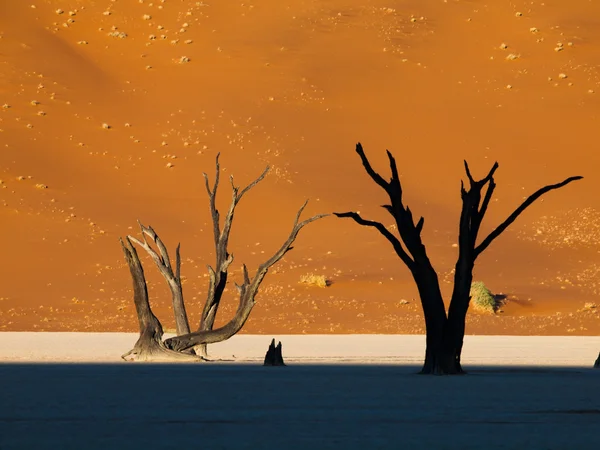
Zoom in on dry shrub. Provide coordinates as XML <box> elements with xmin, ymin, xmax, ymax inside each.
<box><xmin>300</xmin><ymin>274</ymin><xmax>330</xmax><ymax>288</ymax></box>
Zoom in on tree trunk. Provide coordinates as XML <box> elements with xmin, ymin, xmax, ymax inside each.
<box><xmin>120</xmin><ymin>237</ymin><xmax>198</xmax><ymax>362</ymax></box>
<box><xmin>412</xmin><ymin>268</ymin><xmax>448</xmax><ymax>374</ymax></box>
<box><xmin>169</xmin><ymin>279</ymin><xmax>190</xmax><ymax>337</ymax></box>
<box><xmin>197</xmin><ymin>270</ymin><xmax>228</xmax><ymax>357</ymax></box>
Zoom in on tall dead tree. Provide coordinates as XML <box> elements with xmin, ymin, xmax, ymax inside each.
<box><xmin>196</xmin><ymin>157</ymin><xmax>268</xmax><ymax>357</ymax></box>
<box><xmin>336</xmin><ymin>143</ymin><xmax>582</xmax><ymax>375</ymax></box>
<box><xmin>121</xmin><ymin>155</ymin><xmax>326</xmax><ymax>361</ymax></box>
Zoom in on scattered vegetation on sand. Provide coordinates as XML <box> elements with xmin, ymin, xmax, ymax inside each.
<box><xmin>470</xmin><ymin>281</ymin><xmax>499</xmax><ymax>314</ymax></box>
<box><xmin>300</xmin><ymin>273</ymin><xmax>330</xmax><ymax>288</ymax></box>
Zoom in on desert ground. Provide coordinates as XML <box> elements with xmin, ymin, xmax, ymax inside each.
<box><xmin>0</xmin><ymin>334</ymin><xmax>600</xmax><ymax>449</ymax></box>
<box><xmin>1</xmin><ymin>0</ymin><xmax>600</xmax><ymax>335</ymax></box>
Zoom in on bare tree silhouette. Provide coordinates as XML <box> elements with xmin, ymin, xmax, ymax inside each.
<box><xmin>336</xmin><ymin>143</ymin><xmax>582</xmax><ymax>374</ymax></box>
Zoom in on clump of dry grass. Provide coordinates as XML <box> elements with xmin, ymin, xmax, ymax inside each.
<box><xmin>300</xmin><ymin>274</ymin><xmax>330</xmax><ymax>288</ymax></box>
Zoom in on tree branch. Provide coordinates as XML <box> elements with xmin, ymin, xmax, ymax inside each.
<box><xmin>478</xmin><ymin>177</ymin><xmax>496</xmax><ymax>220</ymax></box>
<box><xmin>475</xmin><ymin>175</ymin><xmax>583</xmax><ymax>258</ymax></box>
<box><xmin>128</xmin><ymin>222</ymin><xmax>191</xmax><ymax>335</ymax></box>
<box><xmin>463</xmin><ymin>160</ymin><xmax>475</xmax><ymax>186</ymax></box>
<box><xmin>237</xmin><ymin>166</ymin><xmax>270</xmax><ymax>202</ymax></box>
<box><xmin>415</xmin><ymin>216</ymin><xmax>425</xmax><ymax>235</ymax></box>
<box><xmin>356</xmin><ymin>142</ymin><xmax>389</xmax><ymax>190</ymax></box>
<box><xmin>199</xmin><ymin>163</ymin><xmax>270</xmax><ymax>352</ymax></box>
<box><xmin>166</xmin><ymin>201</ymin><xmax>327</xmax><ymax>351</ymax></box>
<box><xmin>203</xmin><ymin>153</ymin><xmax>221</xmax><ymax>249</ymax></box>
<box><xmin>253</xmin><ymin>200</ymin><xmax>328</xmax><ymax>277</ymax></box>
<box><xmin>175</xmin><ymin>243</ymin><xmax>181</xmax><ymax>282</ymax></box>
<box><xmin>386</xmin><ymin>150</ymin><xmax>401</xmax><ymax>191</ymax></box>
<box><xmin>482</xmin><ymin>162</ymin><xmax>500</xmax><ymax>184</ymax></box>
<box><xmin>461</xmin><ymin>161</ymin><xmax>501</xmax><ymax>247</ymax></box>
<box><xmin>334</xmin><ymin>211</ymin><xmax>414</xmax><ymax>269</ymax></box>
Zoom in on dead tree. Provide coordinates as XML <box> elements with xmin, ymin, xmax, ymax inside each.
<box><xmin>121</xmin><ymin>155</ymin><xmax>326</xmax><ymax>361</ymax></box>
<box><xmin>196</xmin><ymin>157</ymin><xmax>268</xmax><ymax>357</ymax></box>
<box><xmin>335</xmin><ymin>143</ymin><xmax>582</xmax><ymax>375</ymax></box>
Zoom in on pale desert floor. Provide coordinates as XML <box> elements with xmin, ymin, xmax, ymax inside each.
<box><xmin>1</xmin><ymin>334</ymin><xmax>600</xmax><ymax>449</ymax></box>
<box><xmin>2</xmin><ymin>1</ymin><xmax>600</xmax><ymax>336</ymax></box>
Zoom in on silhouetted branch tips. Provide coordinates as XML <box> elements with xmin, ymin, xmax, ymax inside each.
<box><xmin>386</xmin><ymin>149</ymin><xmax>400</xmax><ymax>185</ymax></box>
<box><xmin>594</xmin><ymin>352</ymin><xmax>600</xmax><ymax>369</ymax></box>
<box><xmin>355</xmin><ymin>142</ymin><xmax>388</xmax><ymax>189</ymax></box>
<box><xmin>463</xmin><ymin>160</ymin><xmax>475</xmax><ymax>185</ymax></box>
<box><xmin>484</xmin><ymin>162</ymin><xmax>500</xmax><ymax>183</ymax></box>
<box><xmin>478</xmin><ymin>178</ymin><xmax>496</xmax><ymax>219</ymax></box>
<box><xmin>460</xmin><ymin>179</ymin><xmax>467</xmax><ymax>197</ymax></box>
<box><xmin>264</xmin><ymin>339</ymin><xmax>285</xmax><ymax>366</ymax></box>
<box><xmin>475</xmin><ymin>175</ymin><xmax>583</xmax><ymax>258</ymax></box>
<box><xmin>416</xmin><ymin>216</ymin><xmax>425</xmax><ymax>234</ymax></box>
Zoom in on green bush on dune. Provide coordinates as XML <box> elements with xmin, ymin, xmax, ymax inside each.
<box><xmin>470</xmin><ymin>281</ymin><xmax>498</xmax><ymax>314</ymax></box>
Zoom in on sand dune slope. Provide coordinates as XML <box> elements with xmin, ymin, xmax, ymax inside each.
<box><xmin>0</xmin><ymin>1</ymin><xmax>599</xmax><ymax>334</ymax></box>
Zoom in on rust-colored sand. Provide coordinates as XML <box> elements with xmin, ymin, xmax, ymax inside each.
<box><xmin>1</xmin><ymin>0</ymin><xmax>599</xmax><ymax>335</ymax></box>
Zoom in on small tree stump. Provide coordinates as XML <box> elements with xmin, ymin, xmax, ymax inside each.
<box><xmin>594</xmin><ymin>352</ymin><xmax>600</xmax><ymax>369</ymax></box>
<box><xmin>264</xmin><ymin>339</ymin><xmax>285</xmax><ymax>366</ymax></box>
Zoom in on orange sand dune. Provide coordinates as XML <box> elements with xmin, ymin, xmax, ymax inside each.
<box><xmin>0</xmin><ymin>0</ymin><xmax>599</xmax><ymax>335</ymax></box>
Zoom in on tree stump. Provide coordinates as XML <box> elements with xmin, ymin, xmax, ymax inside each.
<box><xmin>594</xmin><ymin>352</ymin><xmax>600</xmax><ymax>369</ymax></box>
<box><xmin>264</xmin><ymin>339</ymin><xmax>285</xmax><ymax>366</ymax></box>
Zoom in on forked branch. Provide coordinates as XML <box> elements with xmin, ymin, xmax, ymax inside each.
<box><xmin>128</xmin><ymin>222</ymin><xmax>190</xmax><ymax>335</ymax></box>
<box><xmin>165</xmin><ymin>200</ymin><xmax>327</xmax><ymax>352</ymax></box>
<box><xmin>356</xmin><ymin>142</ymin><xmax>388</xmax><ymax>190</ymax></box>
<box><xmin>335</xmin><ymin>142</ymin><xmax>429</xmax><ymax>270</ymax></box>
